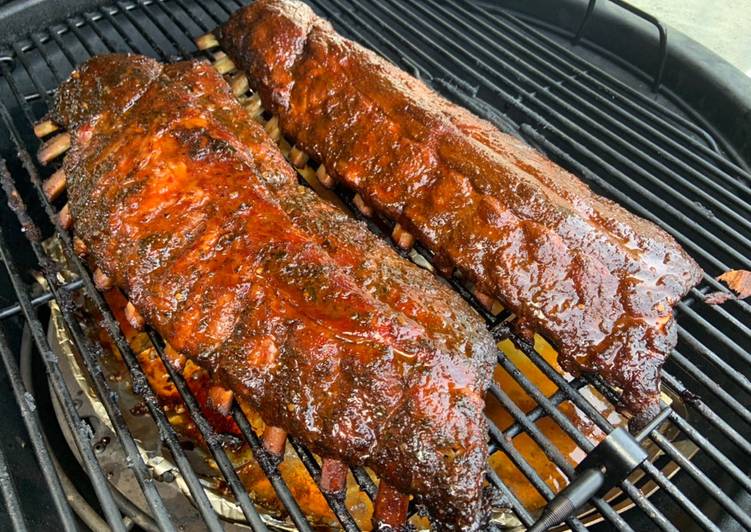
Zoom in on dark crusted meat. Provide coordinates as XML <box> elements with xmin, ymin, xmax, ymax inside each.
<box><xmin>51</xmin><ymin>54</ymin><xmax>496</xmax><ymax>531</ymax></box>
<box><xmin>217</xmin><ymin>0</ymin><xmax>704</xmax><ymax>427</ymax></box>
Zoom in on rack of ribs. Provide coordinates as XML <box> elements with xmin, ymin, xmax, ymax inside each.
<box><xmin>45</xmin><ymin>53</ymin><xmax>497</xmax><ymax>531</ymax></box>
<box><xmin>216</xmin><ymin>0</ymin><xmax>704</xmax><ymax>428</ymax></box>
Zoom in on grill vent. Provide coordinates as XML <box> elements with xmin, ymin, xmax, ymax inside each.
<box><xmin>0</xmin><ymin>1</ymin><xmax>749</xmax><ymax>531</ymax></box>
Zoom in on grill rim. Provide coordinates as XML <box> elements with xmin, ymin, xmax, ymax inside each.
<box><xmin>0</xmin><ymin>0</ymin><xmax>749</xmax><ymax>531</ymax></box>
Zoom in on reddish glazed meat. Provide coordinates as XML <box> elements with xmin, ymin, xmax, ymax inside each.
<box><xmin>217</xmin><ymin>0</ymin><xmax>703</xmax><ymax>427</ymax></box>
<box><xmin>51</xmin><ymin>55</ymin><xmax>495</xmax><ymax>530</ymax></box>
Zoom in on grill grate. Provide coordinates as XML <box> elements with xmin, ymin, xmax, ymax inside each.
<box><xmin>0</xmin><ymin>0</ymin><xmax>749</xmax><ymax>531</ymax></box>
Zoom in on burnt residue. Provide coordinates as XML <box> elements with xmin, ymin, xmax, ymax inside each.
<box><xmin>0</xmin><ymin>159</ymin><xmax>42</xmax><ymax>242</ymax></box>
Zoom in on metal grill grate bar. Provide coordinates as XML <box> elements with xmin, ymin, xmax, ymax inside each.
<box><xmin>0</xmin><ymin>323</ymin><xmax>77</xmax><ymax>531</ymax></box>
<box><xmin>0</xmin><ymin>64</ymin><xmax>230</xmax><ymax>529</ymax></box>
<box><xmin>0</xmin><ymin>222</ymin><xmax>127</xmax><ymax>532</ymax></box>
<box><xmin>327</xmin><ymin>0</ymin><xmax>751</xmax><ymax>273</ymax></box>
<box><xmin>0</xmin><ymin>166</ymin><xmax>180</xmax><ymax>532</ymax></box>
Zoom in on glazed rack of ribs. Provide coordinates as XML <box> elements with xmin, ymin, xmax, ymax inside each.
<box><xmin>0</xmin><ymin>0</ymin><xmax>750</xmax><ymax>531</ymax></box>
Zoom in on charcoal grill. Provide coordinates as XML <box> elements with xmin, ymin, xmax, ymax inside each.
<box><xmin>0</xmin><ymin>0</ymin><xmax>750</xmax><ymax>530</ymax></box>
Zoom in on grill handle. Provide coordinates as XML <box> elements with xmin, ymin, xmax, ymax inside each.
<box><xmin>528</xmin><ymin>427</ymin><xmax>648</xmax><ymax>531</ymax></box>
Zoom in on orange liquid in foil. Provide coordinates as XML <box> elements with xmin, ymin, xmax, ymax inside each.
<box><xmin>99</xmin><ymin>290</ymin><xmax>623</xmax><ymax>529</ymax></box>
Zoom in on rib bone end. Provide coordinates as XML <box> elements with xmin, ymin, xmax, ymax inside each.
<box><xmin>353</xmin><ymin>193</ymin><xmax>373</xmax><ymax>217</ymax></box>
<box><xmin>33</xmin><ymin>120</ymin><xmax>60</xmax><ymax>138</ymax></box>
<box><xmin>38</xmin><ymin>132</ymin><xmax>71</xmax><ymax>165</ymax></box>
<box><xmin>58</xmin><ymin>203</ymin><xmax>72</xmax><ymax>230</ymax></box>
<box><xmin>125</xmin><ymin>302</ymin><xmax>145</xmax><ymax>330</ymax></box>
<box><xmin>43</xmin><ymin>168</ymin><xmax>67</xmax><ymax>201</ymax></box>
<box><xmin>373</xmin><ymin>481</ymin><xmax>410</xmax><ymax>531</ymax></box>
<box><xmin>319</xmin><ymin>459</ymin><xmax>348</xmax><ymax>495</ymax></box>
<box><xmin>392</xmin><ymin>224</ymin><xmax>415</xmax><ymax>250</ymax></box>
<box><xmin>316</xmin><ymin>164</ymin><xmax>335</xmax><ymax>188</ymax></box>
<box><xmin>195</xmin><ymin>33</ymin><xmax>219</xmax><ymax>50</ymax></box>
<box><xmin>73</xmin><ymin>236</ymin><xmax>88</xmax><ymax>257</ymax></box>
<box><xmin>262</xmin><ymin>425</ymin><xmax>287</xmax><ymax>458</ymax></box>
<box><xmin>93</xmin><ymin>268</ymin><xmax>113</xmax><ymax>291</ymax></box>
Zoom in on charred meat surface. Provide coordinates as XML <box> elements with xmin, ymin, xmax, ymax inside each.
<box><xmin>52</xmin><ymin>54</ymin><xmax>496</xmax><ymax>531</ymax></box>
<box><xmin>217</xmin><ymin>0</ymin><xmax>704</xmax><ymax>426</ymax></box>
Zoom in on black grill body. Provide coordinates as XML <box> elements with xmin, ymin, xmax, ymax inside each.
<box><xmin>0</xmin><ymin>1</ymin><xmax>749</xmax><ymax>531</ymax></box>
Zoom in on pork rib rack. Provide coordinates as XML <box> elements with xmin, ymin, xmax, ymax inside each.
<box><xmin>216</xmin><ymin>0</ymin><xmax>704</xmax><ymax>427</ymax></box>
<box><xmin>45</xmin><ymin>54</ymin><xmax>497</xmax><ymax>531</ymax></box>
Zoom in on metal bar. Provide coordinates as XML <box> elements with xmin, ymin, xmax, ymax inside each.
<box><xmin>607</xmin><ymin>0</ymin><xmax>668</xmax><ymax>89</ymax></box>
<box><xmin>485</xmin><ymin>414</ymin><xmax>590</xmax><ymax>532</ymax></box>
<box><xmin>46</xmin><ymin>28</ymin><xmax>82</xmax><ymax>71</ymax></box>
<box><xmin>111</xmin><ymin>1</ymin><xmax>177</xmax><ymax>58</ymax></box>
<box><xmin>662</xmin><ymin>371</ymin><xmax>751</xmax><ymax>456</ymax></box>
<box><xmin>0</xmin><ymin>96</ymin><xmax>227</xmax><ymax>531</ymax></box>
<box><xmin>667</xmin><ymin>411</ymin><xmax>751</xmax><ymax>494</ymax></box>
<box><xmin>64</xmin><ymin>18</ymin><xmax>101</xmax><ymax>58</ymax></box>
<box><xmin>0</xmin><ymin>326</ymin><xmax>77</xmax><ymax>532</ymax></box>
<box><xmin>286</xmin><ymin>436</ymin><xmax>360</xmax><ymax>532</ymax></box>
<box><xmin>485</xmin><ymin>4</ymin><xmax>751</xmax><ymax>175</ymax></box>
<box><xmin>144</xmin><ymin>0</ymin><xmax>201</xmax><ymax>55</ymax></box>
<box><xmin>0</xmin><ymin>442</ymin><xmax>28</xmax><ymax>532</ymax></box>
<box><xmin>650</xmin><ymin>430</ymin><xmax>751</xmax><ymax>529</ymax></box>
<box><xmin>29</xmin><ymin>34</ymin><xmax>67</xmax><ymax>84</ymax></box>
<box><xmin>0</xmin><ymin>278</ymin><xmax>83</xmax><ymax>320</ymax></box>
<box><xmin>573</xmin><ymin>0</ymin><xmax>597</xmax><ymax>43</ymax></box>
<box><xmin>486</xmin><ymin>384</ymin><xmax>632</xmax><ymax>531</ymax></box>
<box><xmin>489</xmin><ymin>326</ymin><xmax>694</xmax><ymax>530</ymax></box>
<box><xmin>669</xmin><ymin>349</ymin><xmax>751</xmax><ymax>426</ymax></box>
<box><xmin>0</xmin><ymin>225</ymin><xmax>126</xmax><ymax>532</ymax></box>
<box><xmin>0</xmin><ymin>167</ymin><xmax>178</xmax><ymax>531</ymax></box>
<box><xmin>146</xmin><ymin>331</ymin><xmax>270</xmax><ymax>531</ymax></box>
<box><xmin>129</xmin><ymin>0</ymin><xmax>192</xmax><ymax>58</ymax></box>
<box><xmin>9</xmin><ymin>42</ymin><xmax>53</xmax><ymax>108</ymax></box>
<box><xmin>359</xmin><ymin>0</ymin><xmax>751</xmax><ymax>256</ymax></box>
<box><xmin>679</xmin><ymin>302</ymin><xmax>751</xmax><ymax>360</ymax></box>
<box><xmin>640</xmin><ymin>459</ymin><xmax>720</xmax><ymax>532</ymax></box>
<box><xmin>425</xmin><ymin>0</ymin><xmax>751</xmax><ymax>198</ymax></box>
<box><xmin>170</xmin><ymin>0</ymin><xmax>219</xmax><ymax>31</ymax></box>
<box><xmin>229</xmin><ymin>405</ymin><xmax>314</xmax><ymax>532</ymax></box>
<box><xmin>677</xmin><ymin>325</ymin><xmax>751</xmax><ymax>391</ymax></box>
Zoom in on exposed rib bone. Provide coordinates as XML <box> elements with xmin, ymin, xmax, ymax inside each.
<box><xmin>392</xmin><ymin>223</ymin><xmax>415</xmax><ymax>250</ymax></box>
<box><xmin>33</xmin><ymin>119</ymin><xmax>59</xmax><ymax>138</ymax></box>
<box><xmin>264</xmin><ymin>116</ymin><xmax>281</xmax><ymax>142</ymax></box>
<box><xmin>195</xmin><ymin>33</ymin><xmax>219</xmax><ymax>50</ymax></box>
<box><xmin>73</xmin><ymin>236</ymin><xmax>88</xmax><ymax>257</ymax></box>
<box><xmin>93</xmin><ymin>268</ymin><xmax>113</xmax><ymax>291</ymax></box>
<box><xmin>352</xmin><ymin>193</ymin><xmax>373</xmax><ymax>217</ymax></box>
<box><xmin>58</xmin><ymin>203</ymin><xmax>72</xmax><ymax>230</ymax></box>
<box><xmin>472</xmin><ymin>289</ymin><xmax>496</xmax><ymax>312</ymax></box>
<box><xmin>230</xmin><ymin>73</ymin><xmax>249</xmax><ymax>97</ymax></box>
<box><xmin>373</xmin><ymin>481</ymin><xmax>410</xmax><ymax>531</ymax></box>
<box><xmin>319</xmin><ymin>459</ymin><xmax>348</xmax><ymax>495</ymax></box>
<box><xmin>262</xmin><ymin>425</ymin><xmax>287</xmax><ymax>457</ymax></box>
<box><xmin>125</xmin><ymin>301</ymin><xmax>145</xmax><ymax>330</ymax></box>
<box><xmin>213</xmin><ymin>55</ymin><xmax>236</xmax><ymax>75</ymax></box>
<box><xmin>245</xmin><ymin>93</ymin><xmax>263</xmax><ymax>117</ymax></box>
<box><xmin>43</xmin><ymin>168</ymin><xmax>67</xmax><ymax>201</ymax></box>
<box><xmin>288</xmin><ymin>146</ymin><xmax>309</xmax><ymax>168</ymax></box>
<box><xmin>207</xmin><ymin>385</ymin><xmax>234</xmax><ymax>417</ymax></box>
<box><xmin>37</xmin><ymin>132</ymin><xmax>71</xmax><ymax>165</ymax></box>
<box><xmin>316</xmin><ymin>164</ymin><xmax>334</xmax><ymax>188</ymax></box>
